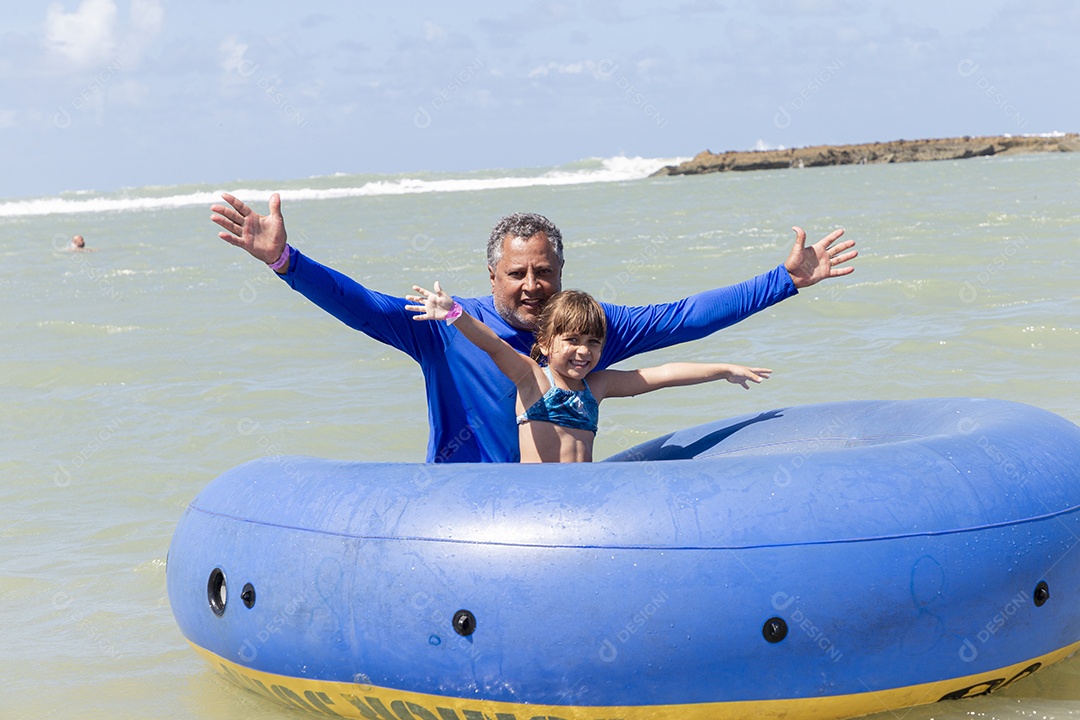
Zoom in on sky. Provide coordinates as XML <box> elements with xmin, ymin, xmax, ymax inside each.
<box><xmin>1</xmin><ymin>0</ymin><xmax>1077</xmax><ymax>199</ymax></box>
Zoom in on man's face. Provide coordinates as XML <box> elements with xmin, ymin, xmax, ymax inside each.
<box><xmin>489</xmin><ymin>232</ymin><xmax>563</xmax><ymax>331</ymax></box>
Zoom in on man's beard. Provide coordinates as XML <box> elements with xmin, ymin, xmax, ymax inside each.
<box><xmin>494</xmin><ymin>297</ymin><xmax>539</xmax><ymax>332</ymax></box>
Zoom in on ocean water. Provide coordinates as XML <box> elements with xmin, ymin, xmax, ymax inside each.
<box><xmin>2</xmin><ymin>153</ymin><xmax>1079</xmax><ymax>719</ymax></box>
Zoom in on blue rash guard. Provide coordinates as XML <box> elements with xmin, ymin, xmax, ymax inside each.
<box><xmin>280</xmin><ymin>246</ymin><xmax>797</xmax><ymax>463</ymax></box>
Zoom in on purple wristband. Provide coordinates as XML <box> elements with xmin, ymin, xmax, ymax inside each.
<box><xmin>268</xmin><ymin>244</ymin><xmax>291</xmax><ymax>272</ymax></box>
<box><xmin>445</xmin><ymin>301</ymin><xmax>463</xmax><ymax>325</ymax></box>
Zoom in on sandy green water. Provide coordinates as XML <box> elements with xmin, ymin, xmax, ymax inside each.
<box><xmin>2</xmin><ymin>153</ymin><xmax>1079</xmax><ymax>718</ymax></box>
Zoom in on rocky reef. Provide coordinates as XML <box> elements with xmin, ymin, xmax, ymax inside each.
<box><xmin>651</xmin><ymin>134</ymin><xmax>1080</xmax><ymax>176</ymax></box>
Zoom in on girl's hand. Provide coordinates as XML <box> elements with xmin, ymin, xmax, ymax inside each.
<box><xmin>406</xmin><ymin>281</ymin><xmax>455</xmax><ymax>321</ymax></box>
<box><xmin>727</xmin><ymin>366</ymin><xmax>773</xmax><ymax>389</ymax></box>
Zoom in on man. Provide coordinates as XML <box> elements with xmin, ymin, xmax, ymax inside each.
<box><xmin>68</xmin><ymin>234</ymin><xmax>95</xmax><ymax>252</ymax></box>
<box><xmin>212</xmin><ymin>192</ymin><xmax>856</xmax><ymax>463</ymax></box>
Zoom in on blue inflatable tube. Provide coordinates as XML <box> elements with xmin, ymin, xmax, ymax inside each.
<box><xmin>167</xmin><ymin>398</ymin><xmax>1080</xmax><ymax>719</ymax></box>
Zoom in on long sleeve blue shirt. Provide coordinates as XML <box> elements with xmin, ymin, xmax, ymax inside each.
<box><xmin>281</xmin><ymin>248</ymin><xmax>797</xmax><ymax>463</ymax></box>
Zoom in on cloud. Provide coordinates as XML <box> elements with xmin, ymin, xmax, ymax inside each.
<box><xmin>124</xmin><ymin>0</ymin><xmax>164</xmax><ymax>61</ymax></box>
<box><xmin>300</xmin><ymin>13</ymin><xmax>334</xmax><ymax>30</ymax></box>
<box><xmin>423</xmin><ymin>21</ymin><xmax>446</xmax><ymax>42</ymax></box>
<box><xmin>759</xmin><ymin>0</ymin><xmax>854</xmax><ymax>15</ymax></box>
<box><xmin>529</xmin><ymin>61</ymin><xmax>586</xmax><ymax>78</ymax></box>
<box><xmin>479</xmin><ymin>4</ymin><xmax>576</xmax><ymax>47</ymax></box>
<box><xmin>45</xmin><ymin>0</ymin><xmax>119</xmax><ymax>66</ymax></box>
<box><xmin>527</xmin><ymin>59</ymin><xmax>615</xmax><ymax>79</ymax></box>
<box><xmin>43</xmin><ymin>0</ymin><xmax>163</xmax><ymax>70</ymax></box>
<box><xmin>672</xmin><ymin>0</ymin><xmax>725</xmax><ymax>15</ymax></box>
<box><xmin>218</xmin><ymin>35</ymin><xmax>248</xmax><ymax>76</ymax></box>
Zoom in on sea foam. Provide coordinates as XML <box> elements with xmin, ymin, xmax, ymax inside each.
<box><xmin>0</xmin><ymin>156</ymin><xmax>685</xmax><ymax>218</ymax></box>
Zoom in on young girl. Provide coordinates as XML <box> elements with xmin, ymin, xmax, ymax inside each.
<box><xmin>406</xmin><ymin>282</ymin><xmax>772</xmax><ymax>463</ymax></box>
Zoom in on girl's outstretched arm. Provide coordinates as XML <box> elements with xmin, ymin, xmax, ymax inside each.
<box><xmin>590</xmin><ymin>363</ymin><xmax>772</xmax><ymax>400</ymax></box>
<box><xmin>406</xmin><ymin>281</ymin><xmax>540</xmax><ymax>387</ymax></box>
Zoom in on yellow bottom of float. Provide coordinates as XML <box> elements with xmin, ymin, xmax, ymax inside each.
<box><xmin>192</xmin><ymin>640</ymin><xmax>1080</xmax><ymax>720</ymax></box>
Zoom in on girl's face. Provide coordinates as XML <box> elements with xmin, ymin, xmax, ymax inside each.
<box><xmin>541</xmin><ymin>330</ymin><xmax>603</xmax><ymax>384</ymax></box>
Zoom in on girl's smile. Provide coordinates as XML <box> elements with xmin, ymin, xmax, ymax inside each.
<box><xmin>543</xmin><ymin>333</ymin><xmax>604</xmax><ymax>386</ymax></box>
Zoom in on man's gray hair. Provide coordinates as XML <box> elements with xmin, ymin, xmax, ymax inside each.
<box><xmin>486</xmin><ymin>212</ymin><xmax>564</xmax><ymax>268</ymax></box>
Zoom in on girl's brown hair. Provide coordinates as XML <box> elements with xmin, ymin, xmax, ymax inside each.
<box><xmin>530</xmin><ymin>290</ymin><xmax>606</xmax><ymax>363</ymax></box>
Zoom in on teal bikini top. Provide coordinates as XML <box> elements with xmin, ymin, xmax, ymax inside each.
<box><xmin>516</xmin><ymin>366</ymin><xmax>599</xmax><ymax>434</ymax></box>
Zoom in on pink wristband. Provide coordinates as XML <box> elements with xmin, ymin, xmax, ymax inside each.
<box><xmin>445</xmin><ymin>301</ymin><xmax>463</xmax><ymax>325</ymax></box>
<box><xmin>268</xmin><ymin>244</ymin><xmax>291</xmax><ymax>272</ymax></box>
